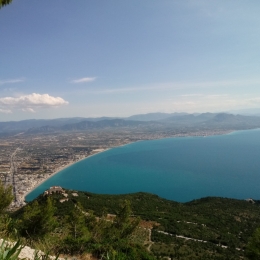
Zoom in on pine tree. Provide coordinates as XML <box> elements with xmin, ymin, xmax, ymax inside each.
<box><xmin>19</xmin><ymin>197</ymin><xmax>56</xmax><ymax>238</ymax></box>
<box><xmin>246</xmin><ymin>227</ymin><xmax>260</xmax><ymax>260</ymax></box>
<box><xmin>0</xmin><ymin>180</ymin><xmax>13</xmax><ymax>214</ymax></box>
<box><xmin>61</xmin><ymin>203</ymin><xmax>91</xmax><ymax>254</ymax></box>
<box><xmin>113</xmin><ymin>200</ymin><xmax>140</xmax><ymax>240</ymax></box>
<box><xmin>0</xmin><ymin>0</ymin><xmax>12</xmax><ymax>9</ymax></box>
<box><xmin>67</xmin><ymin>203</ymin><xmax>90</xmax><ymax>240</ymax></box>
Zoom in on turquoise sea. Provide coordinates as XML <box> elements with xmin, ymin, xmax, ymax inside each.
<box><xmin>26</xmin><ymin>129</ymin><xmax>260</xmax><ymax>202</ymax></box>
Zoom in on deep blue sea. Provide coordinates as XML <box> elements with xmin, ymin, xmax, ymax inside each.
<box><xmin>26</xmin><ymin>129</ymin><xmax>260</xmax><ymax>202</ymax></box>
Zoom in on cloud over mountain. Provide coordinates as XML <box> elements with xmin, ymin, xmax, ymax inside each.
<box><xmin>0</xmin><ymin>93</ymin><xmax>68</xmax><ymax>113</ymax></box>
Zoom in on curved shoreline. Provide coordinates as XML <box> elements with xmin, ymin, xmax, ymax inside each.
<box><xmin>23</xmin><ymin>148</ymin><xmax>110</xmax><ymax>201</ymax></box>
<box><xmin>23</xmin><ymin>128</ymin><xmax>254</xmax><ymax>203</ymax></box>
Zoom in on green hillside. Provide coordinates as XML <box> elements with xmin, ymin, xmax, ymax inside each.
<box><xmin>5</xmin><ymin>189</ymin><xmax>260</xmax><ymax>259</ymax></box>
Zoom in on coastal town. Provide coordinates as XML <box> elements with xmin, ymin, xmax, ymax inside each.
<box><xmin>0</xmin><ymin>128</ymin><xmax>231</xmax><ymax>209</ymax></box>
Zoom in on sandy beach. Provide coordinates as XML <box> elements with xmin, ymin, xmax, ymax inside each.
<box><xmin>22</xmin><ymin>148</ymin><xmax>110</xmax><ymax>202</ymax></box>
<box><xmin>21</xmin><ymin>130</ymin><xmax>236</xmax><ymax>203</ymax></box>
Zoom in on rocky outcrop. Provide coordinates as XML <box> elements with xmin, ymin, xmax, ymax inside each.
<box><xmin>0</xmin><ymin>239</ymin><xmax>60</xmax><ymax>260</ymax></box>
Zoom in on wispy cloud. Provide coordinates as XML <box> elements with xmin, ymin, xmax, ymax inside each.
<box><xmin>247</xmin><ymin>98</ymin><xmax>260</xmax><ymax>105</ymax></box>
<box><xmin>0</xmin><ymin>78</ymin><xmax>25</xmax><ymax>86</ymax></box>
<box><xmin>0</xmin><ymin>93</ymin><xmax>69</xmax><ymax>113</ymax></box>
<box><xmin>0</xmin><ymin>108</ymin><xmax>12</xmax><ymax>114</ymax></box>
<box><xmin>71</xmin><ymin>77</ymin><xmax>96</xmax><ymax>84</ymax></box>
<box><xmin>87</xmin><ymin>79</ymin><xmax>260</xmax><ymax>94</ymax></box>
<box><xmin>90</xmin><ymin>86</ymin><xmax>155</xmax><ymax>94</ymax></box>
<box><xmin>179</xmin><ymin>94</ymin><xmax>204</xmax><ymax>97</ymax></box>
<box><xmin>166</xmin><ymin>95</ymin><xmax>260</xmax><ymax>113</ymax></box>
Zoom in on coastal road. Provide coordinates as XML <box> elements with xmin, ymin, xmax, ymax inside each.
<box><xmin>9</xmin><ymin>148</ymin><xmax>20</xmax><ymax>202</ymax></box>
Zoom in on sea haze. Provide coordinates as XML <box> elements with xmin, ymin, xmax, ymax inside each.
<box><xmin>26</xmin><ymin>129</ymin><xmax>260</xmax><ymax>202</ymax></box>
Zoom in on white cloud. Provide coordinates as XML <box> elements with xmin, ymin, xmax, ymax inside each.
<box><xmin>0</xmin><ymin>108</ymin><xmax>12</xmax><ymax>114</ymax></box>
<box><xmin>166</xmin><ymin>95</ymin><xmax>260</xmax><ymax>113</ymax></box>
<box><xmin>22</xmin><ymin>108</ymin><xmax>36</xmax><ymax>113</ymax></box>
<box><xmin>0</xmin><ymin>78</ymin><xmax>25</xmax><ymax>86</ymax></box>
<box><xmin>87</xmin><ymin>78</ymin><xmax>260</xmax><ymax>95</ymax></box>
<box><xmin>247</xmin><ymin>98</ymin><xmax>260</xmax><ymax>105</ymax></box>
<box><xmin>71</xmin><ymin>77</ymin><xmax>96</xmax><ymax>83</ymax></box>
<box><xmin>0</xmin><ymin>93</ymin><xmax>68</xmax><ymax>113</ymax></box>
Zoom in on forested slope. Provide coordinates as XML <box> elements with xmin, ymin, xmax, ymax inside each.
<box><xmin>7</xmin><ymin>189</ymin><xmax>260</xmax><ymax>259</ymax></box>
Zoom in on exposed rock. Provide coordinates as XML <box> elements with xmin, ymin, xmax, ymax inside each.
<box><xmin>0</xmin><ymin>239</ymin><xmax>62</xmax><ymax>260</ymax></box>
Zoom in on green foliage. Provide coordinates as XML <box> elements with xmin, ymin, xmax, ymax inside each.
<box><xmin>246</xmin><ymin>227</ymin><xmax>260</xmax><ymax>259</ymax></box>
<box><xmin>100</xmin><ymin>244</ymin><xmax>156</xmax><ymax>260</ymax></box>
<box><xmin>0</xmin><ymin>0</ymin><xmax>12</xmax><ymax>9</ymax></box>
<box><xmin>0</xmin><ymin>240</ymin><xmax>23</xmax><ymax>260</ymax></box>
<box><xmin>18</xmin><ymin>197</ymin><xmax>56</xmax><ymax>238</ymax></box>
<box><xmin>67</xmin><ymin>203</ymin><xmax>90</xmax><ymax>240</ymax></box>
<box><xmin>59</xmin><ymin>203</ymin><xmax>91</xmax><ymax>254</ymax></box>
<box><xmin>10</xmin><ymin>190</ymin><xmax>260</xmax><ymax>259</ymax></box>
<box><xmin>110</xmin><ymin>200</ymin><xmax>140</xmax><ymax>241</ymax></box>
<box><xmin>34</xmin><ymin>251</ymin><xmax>59</xmax><ymax>260</ymax></box>
<box><xmin>60</xmin><ymin>236</ymin><xmax>90</xmax><ymax>255</ymax></box>
<box><xmin>89</xmin><ymin>200</ymin><xmax>146</xmax><ymax>259</ymax></box>
<box><xmin>0</xmin><ymin>215</ymin><xmax>18</xmax><ymax>239</ymax></box>
<box><xmin>51</xmin><ymin>191</ymin><xmax>260</xmax><ymax>259</ymax></box>
<box><xmin>0</xmin><ymin>180</ymin><xmax>13</xmax><ymax>214</ymax></box>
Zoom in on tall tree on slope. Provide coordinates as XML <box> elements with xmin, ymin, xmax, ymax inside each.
<box><xmin>0</xmin><ymin>180</ymin><xmax>13</xmax><ymax>214</ymax></box>
<box><xmin>0</xmin><ymin>0</ymin><xmax>12</xmax><ymax>9</ymax></box>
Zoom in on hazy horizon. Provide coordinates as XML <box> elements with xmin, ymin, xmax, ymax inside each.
<box><xmin>1</xmin><ymin>1</ymin><xmax>260</xmax><ymax>121</ymax></box>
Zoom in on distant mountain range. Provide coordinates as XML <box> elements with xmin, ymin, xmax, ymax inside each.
<box><xmin>126</xmin><ymin>112</ymin><xmax>189</xmax><ymax>121</ymax></box>
<box><xmin>229</xmin><ymin>107</ymin><xmax>260</xmax><ymax>116</ymax></box>
<box><xmin>26</xmin><ymin>118</ymin><xmax>155</xmax><ymax>134</ymax></box>
<box><xmin>1</xmin><ymin>112</ymin><xmax>260</xmax><ymax>135</ymax></box>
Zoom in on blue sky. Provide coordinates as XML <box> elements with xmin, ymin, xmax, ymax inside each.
<box><xmin>1</xmin><ymin>0</ymin><xmax>260</xmax><ymax>121</ymax></box>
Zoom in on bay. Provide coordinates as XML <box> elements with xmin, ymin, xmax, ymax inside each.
<box><xmin>26</xmin><ymin>129</ymin><xmax>260</xmax><ymax>202</ymax></box>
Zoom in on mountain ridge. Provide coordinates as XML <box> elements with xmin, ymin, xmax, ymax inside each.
<box><xmin>2</xmin><ymin>112</ymin><xmax>260</xmax><ymax>135</ymax></box>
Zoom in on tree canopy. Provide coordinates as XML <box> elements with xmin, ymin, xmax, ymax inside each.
<box><xmin>0</xmin><ymin>0</ymin><xmax>12</xmax><ymax>9</ymax></box>
<box><xmin>0</xmin><ymin>180</ymin><xmax>13</xmax><ymax>214</ymax></box>
<box><xmin>18</xmin><ymin>197</ymin><xmax>57</xmax><ymax>238</ymax></box>
<box><xmin>246</xmin><ymin>227</ymin><xmax>260</xmax><ymax>260</ymax></box>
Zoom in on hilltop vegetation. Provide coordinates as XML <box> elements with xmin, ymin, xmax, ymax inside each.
<box><xmin>51</xmin><ymin>191</ymin><xmax>260</xmax><ymax>259</ymax></box>
<box><xmin>1</xmin><ymin>187</ymin><xmax>260</xmax><ymax>259</ymax></box>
